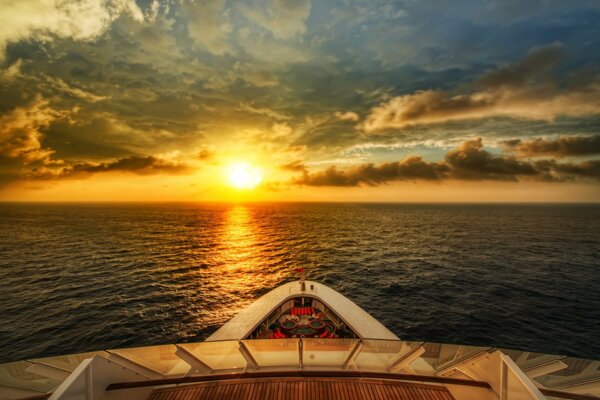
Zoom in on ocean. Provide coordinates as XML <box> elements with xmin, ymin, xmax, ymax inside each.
<box><xmin>0</xmin><ymin>202</ymin><xmax>598</xmax><ymax>363</ymax></box>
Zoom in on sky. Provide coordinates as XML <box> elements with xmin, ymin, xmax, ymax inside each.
<box><xmin>0</xmin><ymin>0</ymin><xmax>599</xmax><ymax>202</ymax></box>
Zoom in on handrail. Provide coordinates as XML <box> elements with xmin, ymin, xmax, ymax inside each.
<box><xmin>105</xmin><ymin>370</ymin><xmax>492</xmax><ymax>391</ymax></box>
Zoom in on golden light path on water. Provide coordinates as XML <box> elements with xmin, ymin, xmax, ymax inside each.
<box><xmin>194</xmin><ymin>205</ymin><xmax>288</xmax><ymax>330</ymax></box>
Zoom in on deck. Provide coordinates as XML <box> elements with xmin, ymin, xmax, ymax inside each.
<box><xmin>147</xmin><ymin>377</ymin><xmax>455</xmax><ymax>400</ymax></box>
<box><xmin>207</xmin><ymin>280</ymin><xmax>399</xmax><ymax>341</ymax></box>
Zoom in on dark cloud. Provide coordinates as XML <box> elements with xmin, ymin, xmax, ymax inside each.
<box><xmin>70</xmin><ymin>156</ymin><xmax>188</xmax><ymax>175</ymax></box>
<box><xmin>294</xmin><ymin>156</ymin><xmax>449</xmax><ymax>186</ymax></box>
<box><xmin>281</xmin><ymin>160</ymin><xmax>307</xmax><ymax>172</ymax></box>
<box><xmin>293</xmin><ymin>138</ymin><xmax>600</xmax><ymax>186</ymax></box>
<box><xmin>26</xmin><ymin>156</ymin><xmax>190</xmax><ymax>181</ymax></box>
<box><xmin>501</xmin><ymin>135</ymin><xmax>600</xmax><ymax>157</ymax></box>
<box><xmin>536</xmin><ymin>159</ymin><xmax>600</xmax><ymax>181</ymax></box>
<box><xmin>476</xmin><ymin>42</ymin><xmax>564</xmax><ymax>89</ymax></box>
<box><xmin>197</xmin><ymin>147</ymin><xmax>214</xmax><ymax>160</ymax></box>
<box><xmin>445</xmin><ymin>138</ymin><xmax>539</xmax><ymax>181</ymax></box>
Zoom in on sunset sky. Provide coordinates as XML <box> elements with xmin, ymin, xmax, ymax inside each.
<box><xmin>0</xmin><ymin>0</ymin><xmax>599</xmax><ymax>202</ymax></box>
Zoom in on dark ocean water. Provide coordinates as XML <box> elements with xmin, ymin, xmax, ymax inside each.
<box><xmin>0</xmin><ymin>202</ymin><xmax>599</xmax><ymax>363</ymax></box>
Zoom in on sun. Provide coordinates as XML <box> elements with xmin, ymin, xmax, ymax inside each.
<box><xmin>227</xmin><ymin>163</ymin><xmax>262</xmax><ymax>189</ymax></box>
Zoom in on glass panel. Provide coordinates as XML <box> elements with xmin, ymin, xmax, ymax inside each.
<box><xmin>354</xmin><ymin>339</ymin><xmax>414</xmax><ymax>371</ymax></box>
<box><xmin>242</xmin><ymin>339</ymin><xmax>299</xmax><ymax>367</ymax></box>
<box><xmin>110</xmin><ymin>344</ymin><xmax>190</xmax><ymax>376</ymax></box>
<box><xmin>0</xmin><ymin>360</ymin><xmax>61</xmax><ymax>394</ymax></box>
<box><xmin>178</xmin><ymin>341</ymin><xmax>247</xmax><ymax>371</ymax></box>
<box><xmin>500</xmin><ymin>348</ymin><xmax>564</xmax><ymax>371</ymax></box>
<box><xmin>533</xmin><ymin>356</ymin><xmax>600</xmax><ymax>396</ymax></box>
<box><xmin>417</xmin><ymin>342</ymin><xmax>489</xmax><ymax>372</ymax></box>
<box><xmin>30</xmin><ymin>351</ymin><xmax>109</xmax><ymax>372</ymax></box>
<box><xmin>303</xmin><ymin>338</ymin><xmax>359</xmax><ymax>367</ymax></box>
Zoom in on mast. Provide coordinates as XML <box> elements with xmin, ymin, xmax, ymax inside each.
<box><xmin>298</xmin><ymin>267</ymin><xmax>305</xmax><ymax>291</ymax></box>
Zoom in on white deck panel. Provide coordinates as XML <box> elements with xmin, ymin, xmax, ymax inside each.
<box><xmin>207</xmin><ymin>280</ymin><xmax>399</xmax><ymax>341</ymax></box>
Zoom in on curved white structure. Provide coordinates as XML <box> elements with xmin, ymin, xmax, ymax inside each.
<box><xmin>0</xmin><ymin>279</ymin><xmax>598</xmax><ymax>400</ymax></box>
<box><xmin>208</xmin><ymin>280</ymin><xmax>398</xmax><ymax>341</ymax></box>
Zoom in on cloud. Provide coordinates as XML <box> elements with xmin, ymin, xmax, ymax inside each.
<box><xmin>45</xmin><ymin>75</ymin><xmax>108</xmax><ymax>102</ymax></box>
<box><xmin>334</xmin><ymin>111</ymin><xmax>360</xmax><ymax>122</ymax></box>
<box><xmin>502</xmin><ymin>135</ymin><xmax>600</xmax><ymax>157</ymax></box>
<box><xmin>0</xmin><ymin>96</ymin><xmax>66</xmax><ymax>186</ymax></box>
<box><xmin>0</xmin><ymin>0</ymin><xmax>144</xmax><ymax>62</ymax></box>
<box><xmin>363</xmin><ymin>43</ymin><xmax>600</xmax><ymax>131</ymax></box>
<box><xmin>445</xmin><ymin>138</ymin><xmax>538</xmax><ymax>181</ymax></box>
<box><xmin>232</xmin><ymin>61</ymin><xmax>280</xmax><ymax>87</ymax></box>
<box><xmin>0</xmin><ymin>59</ymin><xmax>23</xmax><ymax>81</ymax></box>
<box><xmin>183</xmin><ymin>0</ymin><xmax>233</xmax><ymax>55</ymax></box>
<box><xmin>476</xmin><ymin>43</ymin><xmax>565</xmax><ymax>89</ymax></box>
<box><xmin>23</xmin><ymin>155</ymin><xmax>190</xmax><ymax>182</ymax></box>
<box><xmin>294</xmin><ymin>156</ymin><xmax>449</xmax><ymax>186</ymax></box>
<box><xmin>280</xmin><ymin>160</ymin><xmax>307</xmax><ymax>172</ymax></box>
<box><xmin>197</xmin><ymin>146</ymin><xmax>214</xmax><ymax>160</ymax></box>
<box><xmin>240</xmin><ymin>0</ymin><xmax>311</xmax><ymax>39</ymax></box>
<box><xmin>0</xmin><ymin>96</ymin><xmax>196</xmax><ymax>187</ymax></box>
<box><xmin>550</xmin><ymin>160</ymin><xmax>600</xmax><ymax>180</ymax></box>
<box><xmin>271</xmin><ymin>122</ymin><xmax>293</xmax><ymax>137</ymax></box>
<box><xmin>534</xmin><ymin>159</ymin><xmax>600</xmax><ymax>181</ymax></box>
<box><xmin>0</xmin><ymin>96</ymin><xmax>62</xmax><ymax>165</ymax></box>
<box><xmin>237</xmin><ymin>103</ymin><xmax>291</xmax><ymax>120</ymax></box>
<box><xmin>292</xmin><ymin>138</ymin><xmax>600</xmax><ymax>186</ymax></box>
<box><xmin>60</xmin><ymin>155</ymin><xmax>188</xmax><ymax>176</ymax></box>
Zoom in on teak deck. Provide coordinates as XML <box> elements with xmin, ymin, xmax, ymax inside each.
<box><xmin>147</xmin><ymin>377</ymin><xmax>456</xmax><ymax>400</ymax></box>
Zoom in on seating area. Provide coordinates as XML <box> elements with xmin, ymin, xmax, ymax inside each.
<box><xmin>249</xmin><ymin>298</ymin><xmax>359</xmax><ymax>340</ymax></box>
<box><xmin>270</xmin><ymin>306</ymin><xmax>336</xmax><ymax>338</ymax></box>
<box><xmin>291</xmin><ymin>307</ymin><xmax>315</xmax><ymax>316</ymax></box>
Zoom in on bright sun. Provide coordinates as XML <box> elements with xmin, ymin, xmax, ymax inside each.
<box><xmin>227</xmin><ymin>163</ymin><xmax>262</xmax><ymax>189</ymax></box>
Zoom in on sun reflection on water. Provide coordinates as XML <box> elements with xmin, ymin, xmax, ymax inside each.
<box><xmin>196</xmin><ymin>205</ymin><xmax>287</xmax><ymax>329</ymax></box>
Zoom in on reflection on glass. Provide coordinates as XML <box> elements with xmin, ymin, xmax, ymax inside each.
<box><xmin>416</xmin><ymin>342</ymin><xmax>489</xmax><ymax>371</ymax></box>
<box><xmin>533</xmin><ymin>356</ymin><xmax>600</xmax><ymax>391</ymax></box>
<box><xmin>0</xmin><ymin>360</ymin><xmax>61</xmax><ymax>395</ymax></box>
<box><xmin>354</xmin><ymin>339</ymin><xmax>406</xmax><ymax>370</ymax></box>
<box><xmin>303</xmin><ymin>338</ymin><xmax>359</xmax><ymax>367</ymax></box>
<box><xmin>242</xmin><ymin>339</ymin><xmax>300</xmax><ymax>367</ymax></box>
<box><xmin>30</xmin><ymin>351</ymin><xmax>109</xmax><ymax>372</ymax></box>
<box><xmin>178</xmin><ymin>341</ymin><xmax>247</xmax><ymax>371</ymax></box>
<box><xmin>110</xmin><ymin>344</ymin><xmax>190</xmax><ymax>376</ymax></box>
<box><xmin>500</xmin><ymin>349</ymin><xmax>563</xmax><ymax>371</ymax></box>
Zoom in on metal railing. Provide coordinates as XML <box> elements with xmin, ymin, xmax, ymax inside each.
<box><xmin>1</xmin><ymin>339</ymin><xmax>598</xmax><ymax>400</ymax></box>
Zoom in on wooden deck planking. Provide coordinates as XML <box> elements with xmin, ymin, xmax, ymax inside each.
<box><xmin>148</xmin><ymin>378</ymin><xmax>455</xmax><ymax>400</ymax></box>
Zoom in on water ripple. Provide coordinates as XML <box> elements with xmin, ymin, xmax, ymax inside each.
<box><xmin>0</xmin><ymin>202</ymin><xmax>599</xmax><ymax>362</ymax></box>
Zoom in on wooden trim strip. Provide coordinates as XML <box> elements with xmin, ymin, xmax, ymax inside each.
<box><xmin>8</xmin><ymin>395</ymin><xmax>50</xmax><ymax>400</ymax></box>
<box><xmin>539</xmin><ymin>388</ymin><xmax>599</xmax><ymax>400</ymax></box>
<box><xmin>105</xmin><ymin>370</ymin><xmax>491</xmax><ymax>391</ymax></box>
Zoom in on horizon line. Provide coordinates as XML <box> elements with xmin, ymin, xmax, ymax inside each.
<box><xmin>1</xmin><ymin>200</ymin><xmax>599</xmax><ymax>205</ymax></box>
